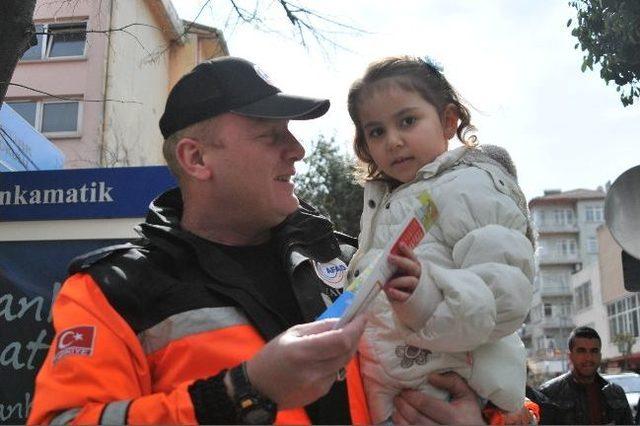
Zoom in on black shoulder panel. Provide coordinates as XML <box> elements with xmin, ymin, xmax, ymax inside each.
<box><xmin>78</xmin><ymin>243</ymin><xmax>223</xmax><ymax>333</ymax></box>
<box><xmin>68</xmin><ymin>242</ymin><xmax>142</xmax><ymax>275</ymax></box>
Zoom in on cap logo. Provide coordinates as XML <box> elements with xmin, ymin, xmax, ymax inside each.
<box><xmin>313</xmin><ymin>259</ymin><xmax>348</xmax><ymax>289</ymax></box>
<box><xmin>53</xmin><ymin>325</ymin><xmax>96</xmax><ymax>364</ymax></box>
<box><xmin>253</xmin><ymin>64</ymin><xmax>275</xmax><ymax>86</ymax></box>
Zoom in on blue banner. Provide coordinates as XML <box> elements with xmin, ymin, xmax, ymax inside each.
<box><xmin>0</xmin><ymin>239</ymin><xmax>128</xmax><ymax>424</ymax></box>
<box><xmin>0</xmin><ymin>166</ymin><xmax>176</xmax><ymax>221</ymax></box>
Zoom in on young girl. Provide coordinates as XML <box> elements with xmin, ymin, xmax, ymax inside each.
<box><xmin>346</xmin><ymin>56</ymin><xmax>535</xmax><ymax>423</ymax></box>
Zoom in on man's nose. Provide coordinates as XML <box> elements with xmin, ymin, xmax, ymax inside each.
<box><xmin>284</xmin><ymin>130</ymin><xmax>305</xmax><ymax>161</ymax></box>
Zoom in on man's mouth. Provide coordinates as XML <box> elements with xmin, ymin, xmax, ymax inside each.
<box><xmin>275</xmin><ymin>175</ymin><xmax>293</xmax><ymax>182</ymax></box>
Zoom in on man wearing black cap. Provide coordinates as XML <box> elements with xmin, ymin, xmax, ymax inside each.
<box><xmin>28</xmin><ymin>57</ymin><xmax>482</xmax><ymax>425</ymax></box>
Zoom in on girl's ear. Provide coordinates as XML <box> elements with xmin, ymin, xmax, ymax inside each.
<box><xmin>442</xmin><ymin>104</ymin><xmax>459</xmax><ymax>140</ymax></box>
<box><xmin>175</xmin><ymin>138</ymin><xmax>213</xmax><ymax>180</ymax></box>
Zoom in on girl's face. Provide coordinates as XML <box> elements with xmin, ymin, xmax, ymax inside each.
<box><xmin>358</xmin><ymin>82</ymin><xmax>457</xmax><ymax>183</ymax></box>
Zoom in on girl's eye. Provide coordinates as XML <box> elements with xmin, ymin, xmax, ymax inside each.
<box><xmin>368</xmin><ymin>127</ymin><xmax>384</xmax><ymax>138</ymax></box>
<box><xmin>401</xmin><ymin>116</ymin><xmax>416</xmax><ymax>127</ymax></box>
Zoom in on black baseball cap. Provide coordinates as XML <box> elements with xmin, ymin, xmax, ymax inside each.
<box><xmin>159</xmin><ymin>56</ymin><xmax>330</xmax><ymax>138</ymax></box>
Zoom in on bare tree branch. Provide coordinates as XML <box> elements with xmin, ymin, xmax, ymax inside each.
<box><xmin>182</xmin><ymin>0</ymin><xmax>214</xmax><ymax>40</ymax></box>
<box><xmin>4</xmin><ymin>82</ymin><xmax>142</xmax><ymax>104</ymax></box>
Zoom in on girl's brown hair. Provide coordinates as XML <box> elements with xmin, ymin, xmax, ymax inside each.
<box><xmin>347</xmin><ymin>55</ymin><xmax>477</xmax><ymax>181</ymax></box>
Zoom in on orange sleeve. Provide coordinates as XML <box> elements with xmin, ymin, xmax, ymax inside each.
<box><xmin>27</xmin><ymin>273</ymin><xmax>199</xmax><ymax>425</ymax></box>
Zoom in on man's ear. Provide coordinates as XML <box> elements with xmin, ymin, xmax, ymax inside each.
<box><xmin>175</xmin><ymin>138</ymin><xmax>212</xmax><ymax>180</ymax></box>
<box><xmin>442</xmin><ymin>104</ymin><xmax>459</xmax><ymax>140</ymax></box>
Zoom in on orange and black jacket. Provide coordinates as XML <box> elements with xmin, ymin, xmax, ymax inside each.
<box><xmin>28</xmin><ymin>188</ymin><xmax>370</xmax><ymax>425</ymax></box>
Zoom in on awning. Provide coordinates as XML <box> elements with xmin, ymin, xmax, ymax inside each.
<box><xmin>0</xmin><ymin>103</ymin><xmax>65</xmax><ymax>172</ymax></box>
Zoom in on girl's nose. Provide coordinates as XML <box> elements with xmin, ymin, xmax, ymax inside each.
<box><xmin>386</xmin><ymin>132</ymin><xmax>404</xmax><ymax>150</ymax></box>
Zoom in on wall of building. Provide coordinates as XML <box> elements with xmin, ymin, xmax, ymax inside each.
<box><xmin>6</xmin><ymin>0</ymin><xmax>111</xmax><ymax>168</ymax></box>
<box><xmin>101</xmin><ymin>0</ymin><xmax>174</xmax><ymax>167</ymax></box>
<box><xmin>168</xmin><ymin>29</ymin><xmax>227</xmax><ymax>89</ymax></box>
<box><xmin>599</xmin><ymin>225</ymin><xmax>627</xmax><ymax>304</ymax></box>
<box><xmin>7</xmin><ymin>0</ymin><xmax>228</xmax><ymax>170</ymax></box>
<box><xmin>571</xmin><ymin>263</ymin><xmax>611</xmax><ymax>355</ymax></box>
<box><xmin>576</xmin><ymin>199</ymin><xmax>606</xmax><ymax>267</ymax></box>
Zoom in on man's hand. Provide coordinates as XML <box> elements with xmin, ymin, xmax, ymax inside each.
<box><xmin>243</xmin><ymin>316</ymin><xmax>366</xmax><ymax>409</ymax></box>
<box><xmin>384</xmin><ymin>243</ymin><xmax>421</xmax><ymax>303</ymax></box>
<box><xmin>392</xmin><ymin>372</ymin><xmax>484</xmax><ymax>425</ymax></box>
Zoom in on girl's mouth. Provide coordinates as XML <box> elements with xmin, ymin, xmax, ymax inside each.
<box><xmin>392</xmin><ymin>156</ymin><xmax>413</xmax><ymax>166</ymax></box>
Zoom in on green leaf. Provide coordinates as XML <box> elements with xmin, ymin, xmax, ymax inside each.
<box><xmin>567</xmin><ymin>18</ymin><xmax>573</xmax><ymax>27</ymax></box>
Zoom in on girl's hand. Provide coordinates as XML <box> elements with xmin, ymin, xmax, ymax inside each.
<box><xmin>384</xmin><ymin>243</ymin><xmax>421</xmax><ymax>303</ymax></box>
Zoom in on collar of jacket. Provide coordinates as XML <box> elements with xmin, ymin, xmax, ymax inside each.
<box><xmin>138</xmin><ymin>188</ymin><xmax>345</xmax><ymax>332</ymax></box>
<box><xmin>140</xmin><ymin>187</ymin><xmax>340</xmax><ymax>268</ymax></box>
<box><xmin>569</xmin><ymin>371</ymin><xmax>610</xmax><ymax>390</ymax></box>
<box><xmin>363</xmin><ymin>146</ymin><xmax>471</xmax><ymax>197</ymax></box>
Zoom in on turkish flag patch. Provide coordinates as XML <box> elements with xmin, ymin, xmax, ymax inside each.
<box><xmin>53</xmin><ymin>326</ymin><xmax>96</xmax><ymax>364</ymax></box>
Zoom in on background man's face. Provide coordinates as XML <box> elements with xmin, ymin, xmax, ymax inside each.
<box><xmin>569</xmin><ymin>337</ymin><xmax>602</xmax><ymax>380</ymax></box>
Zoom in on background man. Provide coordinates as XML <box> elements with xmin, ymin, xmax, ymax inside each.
<box><xmin>28</xmin><ymin>56</ymin><xmax>483</xmax><ymax>425</ymax></box>
<box><xmin>538</xmin><ymin>326</ymin><xmax>632</xmax><ymax>424</ymax></box>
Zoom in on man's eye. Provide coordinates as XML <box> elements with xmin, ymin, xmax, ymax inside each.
<box><xmin>401</xmin><ymin>116</ymin><xmax>416</xmax><ymax>127</ymax></box>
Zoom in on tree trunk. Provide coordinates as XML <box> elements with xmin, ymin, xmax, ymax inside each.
<box><xmin>0</xmin><ymin>0</ymin><xmax>37</xmax><ymax>109</ymax></box>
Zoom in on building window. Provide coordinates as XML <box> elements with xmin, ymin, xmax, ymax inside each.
<box><xmin>6</xmin><ymin>100</ymin><xmax>81</xmax><ymax>136</ymax></box>
<box><xmin>557</xmin><ymin>239</ymin><xmax>577</xmax><ymax>256</ymax></box>
<box><xmin>585</xmin><ymin>205</ymin><xmax>604</xmax><ymax>222</ymax></box>
<box><xmin>608</xmin><ymin>294</ymin><xmax>640</xmax><ymax>338</ymax></box>
<box><xmin>553</xmin><ymin>209</ymin><xmax>575</xmax><ymax>226</ymax></box>
<box><xmin>574</xmin><ymin>281</ymin><xmax>593</xmax><ymax>311</ymax></box>
<box><xmin>6</xmin><ymin>101</ymin><xmax>37</xmax><ymax>127</ymax></box>
<box><xmin>20</xmin><ymin>22</ymin><xmax>86</xmax><ymax>61</ymax></box>
<box><xmin>587</xmin><ymin>236</ymin><xmax>599</xmax><ymax>253</ymax></box>
<box><xmin>544</xmin><ymin>303</ymin><xmax>553</xmax><ymax>317</ymax></box>
<box><xmin>21</xmin><ymin>25</ymin><xmax>44</xmax><ymax>61</ymax></box>
<box><xmin>41</xmin><ymin>102</ymin><xmax>79</xmax><ymax>132</ymax></box>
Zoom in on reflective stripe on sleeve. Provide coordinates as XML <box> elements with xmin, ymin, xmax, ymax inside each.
<box><xmin>99</xmin><ymin>400</ymin><xmax>131</xmax><ymax>425</ymax></box>
<box><xmin>50</xmin><ymin>408</ymin><xmax>80</xmax><ymax>425</ymax></box>
<box><xmin>138</xmin><ymin>306</ymin><xmax>250</xmax><ymax>354</ymax></box>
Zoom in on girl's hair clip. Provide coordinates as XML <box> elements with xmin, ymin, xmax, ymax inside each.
<box><xmin>420</xmin><ymin>55</ymin><xmax>444</xmax><ymax>73</ymax></box>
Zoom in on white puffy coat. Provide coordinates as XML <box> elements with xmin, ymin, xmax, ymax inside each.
<box><xmin>350</xmin><ymin>146</ymin><xmax>535</xmax><ymax>423</ymax></box>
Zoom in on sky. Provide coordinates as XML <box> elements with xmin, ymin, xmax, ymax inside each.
<box><xmin>174</xmin><ymin>0</ymin><xmax>639</xmax><ymax>201</ymax></box>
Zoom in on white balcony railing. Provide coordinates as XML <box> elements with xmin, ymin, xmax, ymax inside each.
<box><xmin>538</xmin><ymin>253</ymin><xmax>581</xmax><ymax>265</ymax></box>
<box><xmin>535</xmin><ymin>222</ymin><xmax>579</xmax><ymax>233</ymax></box>
<box><xmin>540</xmin><ymin>284</ymin><xmax>572</xmax><ymax>296</ymax></box>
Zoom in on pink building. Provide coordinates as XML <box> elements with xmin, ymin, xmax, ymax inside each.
<box><xmin>6</xmin><ymin>0</ymin><xmax>228</xmax><ymax>168</ymax></box>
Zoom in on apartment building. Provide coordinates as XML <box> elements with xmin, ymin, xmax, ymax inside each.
<box><xmin>6</xmin><ymin>0</ymin><xmax>228</xmax><ymax>168</ymax></box>
<box><xmin>524</xmin><ymin>188</ymin><xmax>606</xmax><ymax>379</ymax></box>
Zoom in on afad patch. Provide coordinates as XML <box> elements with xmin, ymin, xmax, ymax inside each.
<box><xmin>53</xmin><ymin>325</ymin><xmax>96</xmax><ymax>364</ymax></box>
<box><xmin>313</xmin><ymin>258</ymin><xmax>348</xmax><ymax>289</ymax></box>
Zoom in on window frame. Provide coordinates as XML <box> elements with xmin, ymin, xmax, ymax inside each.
<box><xmin>585</xmin><ymin>205</ymin><xmax>604</xmax><ymax>223</ymax></box>
<box><xmin>6</xmin><ymin>99</ymin><xmax>82</xmax><ymax>138</ymax></box>
<box><xmin>19</xmin><ymin>21</ymin><xmax>87</xmax><ymax>62</ymax></box>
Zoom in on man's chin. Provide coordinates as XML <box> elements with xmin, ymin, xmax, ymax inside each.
<box><xmin>576</xmin><ymin>368</ymin><xmax>597</xmax><ymax>378</ymax></box>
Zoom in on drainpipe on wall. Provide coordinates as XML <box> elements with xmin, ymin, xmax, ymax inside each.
<box><xmin>99</xmin><ymin>0</ymin><xmax>115</xmax><ymax>167</ymax></box>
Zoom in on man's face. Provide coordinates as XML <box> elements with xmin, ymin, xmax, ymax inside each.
<box><xmin>203</xmin><ymin>113</ymin><xmax>305</xmax><ymax>229</ymax></box>
<box><xmin>569</xmin><ymin>337</ymin><xmax>602</xmax><ymax>381</ymax></box>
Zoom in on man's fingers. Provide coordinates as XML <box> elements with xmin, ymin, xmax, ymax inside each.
<box><xmin>394</xmin><ymin>392</ymin><xmax>437</xmax><ymax>425</ymax></box>
<box><xmin>292</xmin><ymin>318</ymin><xmax>340</xmax><ymax>336</ymax></box>
<box><xmin>428</xmin><ymin>372</ymin><xmax>474</xmax><ymax>401</ymax></box>
<box><xmin>400</xmin><ymin>390</ymin><xmax>452</xmax><ymax>424</ymax></box>
<box><xmin>287</xmin><ymin>316</ymin><xmax>365</xmax><ymax>362</ymax></box>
